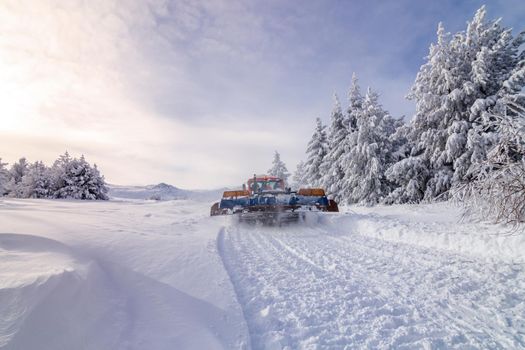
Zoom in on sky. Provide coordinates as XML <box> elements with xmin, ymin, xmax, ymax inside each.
<box><xmin>1</xmin><ymin>0</ymin><xmax>524</xmax><ymax>189</ymax></box>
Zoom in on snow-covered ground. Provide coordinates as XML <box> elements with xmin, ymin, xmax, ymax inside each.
<box><xmin>0</xmin><ymin>199</ymin><xmax>248</xmax><ymax>349</ymax></box>
<box><xmin>1</xmin><ymin>198</ymin><xmax>524</xmax><ymax>349</ymax></box>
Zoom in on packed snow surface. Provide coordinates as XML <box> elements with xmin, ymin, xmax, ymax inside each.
<box><xmin>1</xmin><ymin>198</ymin><xmax>524</xmax><ymax>349</ymax></box>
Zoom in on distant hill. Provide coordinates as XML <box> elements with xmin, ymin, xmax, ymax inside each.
<box><xmin>108</xmin><ymin>183</ymin><xmax>225</xmax><ymax>202</ymax></box>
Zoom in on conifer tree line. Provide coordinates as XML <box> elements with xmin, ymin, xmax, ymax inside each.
<box><xmin>294</xmin><ymin>7</ymin><xmax>525</xmax><ymax>222</ymax></box>
<box><xmin>0</xmin><ymin>152</ymin><xmax>108</xmax><ymax>200</ymax></box>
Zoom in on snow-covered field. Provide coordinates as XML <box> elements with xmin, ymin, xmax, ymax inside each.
<box><xmin>1</xmin><ymin>197</ymin><xmax>524</xmax><ymax>349</ymax></box>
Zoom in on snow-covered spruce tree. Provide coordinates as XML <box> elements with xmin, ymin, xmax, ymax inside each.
<box><xmin>390</xmin><ymin>6</ymin><xmax>525</xmax><ymax>203</ymax></box>
<box><xmin>0</xmin><ymin>158</ymin><xmax>9</xmax><ymax>196</ymax></box>
<box><xmin>347</xmin><ymin>73</ymin><xmax>363</xmax><ymax>133</ymax></box>
<box><xmin>267</xmin><ymin>151</ymin><xmax>290</xmax><ymax>183</ymax></box>
<box><xmin>385</xmin><ymin>156</ymin><xmax>429</xmax><ymax>204</ymax></box>
<box><xmin>304</xmin><ymin>118</ymin><xmax>328</xmax><ymax>187</ymax></box>
<box><xmin>85</xmin><ymin>162</ymin><xmax>109</xmax><ymax>200</ymax></box>
<box><xmin>320</xmin><ymin>94</ymin><xmax>348</xmax><ymax>201</ymax></box>
<box><xmin>51</xmin><ymin>152</ymin><xmax>108</xmax><ymax>200</ymax></box>
<box><xmin>336</xmin><ymin>74</ymin><xmax>364</xmax><ymax>201</ymax></box>
<box><xmin>6</xmin><ymin>157</ymin><xmax>29</xmax><ymax>197</ymax></box>
<box><xmin>50</xmin><ymin>151</ymin><xmax>72</xmax><ymax>197</ymax></box>
<box><xmin>340</xmin><ymin>88</ymin><xmax>397</xmax><ymax>205</ymax></box>
<box><xmin>20</xmin><ymin>161</ymin><xmax>52</xmax><ymax>198</ymax></box>
<box><xmin>460</xmin><ymin>94</ymin><xmax>525</xmax><ymax>224</ymax></box>
<box><xmin>383</xmin><ymin>123</ymin><xmax>416</xmax><ymax>204</ymax></box>
<box><xmin>292</xmin><ymin>160</ymin><xmax>307</xmax><ymax>188</ymax></box>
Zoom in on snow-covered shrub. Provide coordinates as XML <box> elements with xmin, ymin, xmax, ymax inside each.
<box><xmin>462</xmin><ymin>161</ymin><xmax>525</xmax><ymax>225</ymax></box>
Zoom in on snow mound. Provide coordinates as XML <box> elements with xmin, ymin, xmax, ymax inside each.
<box><xmin>332</xmin><ymin>203</ymin><xmax>525</xmax><ymax>263</ymax></box>
<box><xmin>0</xmin><ymin>233</ymin><xmax>244</xmax><ymax>350</ymax></box>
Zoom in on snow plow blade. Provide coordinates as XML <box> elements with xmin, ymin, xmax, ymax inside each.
<box><xmin>210</xmin><ymin>175</ymin><xmax>338</xmax><ymax>225</ymax></box>
<box><xmin>236</xmin><ymin>206</ymin><xmax>336</xmax><ymax>225</ymax></box>
<box><xmin>238</xmin><ymin>210</ymin><xmax>307</xmax><ymax>225</ymax></box>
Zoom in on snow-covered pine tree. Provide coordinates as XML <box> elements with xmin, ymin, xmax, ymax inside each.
<box><xmin>20</xmin><ymin>161</ymin><xmax>52</xmax><ymax>198</ymax></box>
<box><xmin>335</xmin><ymin>74</ymin><xmax>365</xmax><ymax>201</ymax></box>
<box><xmin>6</xmin><ymin>158</ymin><xmax>29</xmax><ymax>197</ymax></box>
<box><xmin>347</xmin><ymin>73</ymin><xmax>363</xmax><ymax>133</ymax></box>
<box><xmin>384</xmin><ymin>157</ymin><xmax>429</xmax><ymax>204</ymax></box>
<box><xmin>0</xmin><ymin>158</ymin><xmax>9</xmax><ymax>196</ymax></box>
<box><xmin>460</xmin><ymin>93</ymin><xmax>525</xmax><ymax>224</ymax></box>
<box><xmin>267</xmin><ymin>151</ymin><xmax>290</xmax><ymax>183</ymax></box>
<box><xmin>320</xmin><ymin>94</ymin><xmax>348</xmax><ymax>201</ymax></box>
<box><xmin>50</xmin><ymin>151</ymin><xmax>72</xmax><ymax>198</ymax></box>
<box><xmin>458</xmin><ymin>7</ymin><xmax>524</xmax><ymax>183</ymax></box>
<box><xmin>383</xmin><ymin>121</ymin><xmax>413</xmax><ymax>205</ymax></box>
<box><xmin>82</xmin><ymin>160</ymin><xmax>109</xmax><ymax>200</ymax></box>
<box><xmin>389</xmin><ymin>6</ymin><xmax>525</xmax><ymax>203</ymax></box>
<box><xmin>292</xmin><ymin>161</ymin><xmax>307</xmax><ymax>188</ymax></box>
<box><xmin>340</xmin><ymin>88</ymin><xmax>396</xmax><ymax>205</ymax></box>
<box><xmin>304</xmin><ymin>118</ymin><xmax>328</xmax><ymax>187</ymax></box>
<box><xmin>51</xmin><ymin>152</ymin><xmax>108</xmax><ymax>200</ymax></box>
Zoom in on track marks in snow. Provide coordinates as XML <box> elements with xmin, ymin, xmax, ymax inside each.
<box><xmin>218</xmin><ymin>224</ymin><xmax>525</xmax><ymax>349</ymax></box>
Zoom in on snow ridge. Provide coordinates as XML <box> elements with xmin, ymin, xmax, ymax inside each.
<box><xmin>341</xmin><ymin>204</ymin><xmax>525</xmax><ymax>264</ymax></box>
<box><xmin>216</xmin><ymin>227</ymin><xmax>253</xmax><ymax>350</ymax></box>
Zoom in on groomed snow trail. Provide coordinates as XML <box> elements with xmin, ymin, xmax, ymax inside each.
<box><xmin>218</xmin><ymin>222</ymin><xmax>525</xmax><ymax>349</ymax></box>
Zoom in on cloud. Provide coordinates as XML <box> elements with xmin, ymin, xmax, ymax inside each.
<box><xmin>0</xmin><ymin>0</ymin><xmax>523</xmax><ymax>188</ymax></box>
<box><xmin>0</xmin><ymin>0</ymin><xmax>323</xmax><ymax>189</ymax></box>
<box><xmin>0</xmin><ymin>0</ymin><xmax>189</xmax><ymax>184</ymax></box>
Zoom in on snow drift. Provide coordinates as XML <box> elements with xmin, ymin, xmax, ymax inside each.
<box><xmin>0</xmin><ymin>233</ymin><xmax>243</xmax><ymax>350</ymax></box>
<box><xmin>0</xmin><ymin>199</ymin><xmax>249</xmax><ymax>350</ymax></box>
<box><xmin>335</xmin><ymin>203</ymin><xmax>525</xmax><ymax>263</ymax></box>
